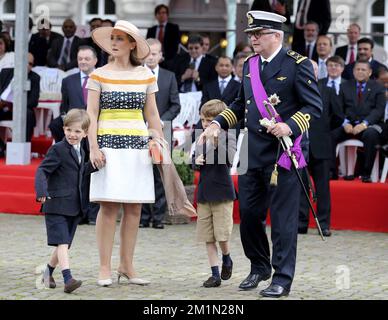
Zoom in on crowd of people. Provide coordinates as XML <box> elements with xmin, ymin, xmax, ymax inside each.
<box><xmin>0</xmin><ymin>1</ymin><xmax>387</xmax><ymax>298</ymax></box>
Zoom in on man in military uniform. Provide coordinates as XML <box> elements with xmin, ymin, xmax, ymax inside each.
<box><xmin>200</xmin><ymin>11</ymin><xmax>322</xmax><ymax>297</ymax></box>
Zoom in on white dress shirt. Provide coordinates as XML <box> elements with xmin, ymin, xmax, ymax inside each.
<box><xmin>345</xmin><ymin>44</ymin><xmax>357</xmax><ymax>64</ymax></box>
<box><xmin>145</xmin><ymin>64</ymin><xmax>159</xmax><ymax>79</ymax></box>
<box><xmin>327</xmin><ymin>77</ymin><xmax>341</xmax><ymax>95</ymax></box>
<box><xmin>318</xmin><ymin>57</ymin><xmax>328</xmax><ymax>79</ymax></box>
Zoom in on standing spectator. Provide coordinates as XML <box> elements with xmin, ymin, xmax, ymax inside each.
<box><xmin>0</xmin><ymin>34</ymin><xmax>14</xmax><ymax>72</ymax></box>
<box><xmin>146</xmin><ymin>4</ymin><xmax>180</xmax><ymax>70</ymax></box>
<box><xmin>29</xmin><ymin>19</ymin><xmax>63</xmax><ymax>67</ymax></box>
<box><xmin>87</xmin><ymin>20</ymin><xmax>162</xmax><ymax>286</ymax></box>
<box><xmin>335</xmin><ymin>23</ymin><xmax>361</xmax><ymax>65</ymax></box>
<box><xmin>331</xmin><ymin>60</ymin><xmax>386</xmax><ymax>182</ymax></box>
<box><xmin>35</xmin><ymin>109</ymin><xmax>93</xmax><ymax>294</ymax></box>
<box><xmin>47</xmin><ymin>19</ymin><xmax>82</xmax><ymax>71</ymax></box>
<box><xmin>232</xmin><ymin>42</ymin><xmax>252</xmax><ymax>59</ymax></box>
<box><xmin>316</xmin><ymin>35</ymin><xmax>333</xmax><ymax>79</ymax></box>
<box><xmin>0</xmin><ymin>52</ymin><xmax>39</xmax><ymax>157</ymax></box>
<box><xmin>293</xmin><ymin>21</ymin><xmax>319</xmax><ymax>62</ymax></box>
<box><xmin>251</xmin><ymin>0</ymin><xmax>291</xmax><ymax>28</ymax></box>
<box><xmin>342</xmin><ymin>38</ymin><xmax>388</xmax><ymax>80</ymax></box>
<box><xmin>200</xmin><ymin>33</ymin><xmax>217</xmax><ymax>61</ymax></box>
<box><xmin>192</xmin><ymin>99</ymin><xmax>236</xmax><ymax>288</ymax></box>
<box><xmin>201</xmin><ymin>56</ymin><xmax>240</xmax><ymax>107</ymax></box>
<box><xmin>175</xmin><ymin>34</ymin><xmax>217</xmax><ymax>93</ymax></box>
<box><xmin>140</xmin><ymin>38</ymin><xmax>181</xmax><ymax>229</ymax></box>
<box><xmin>233</xmin><ymin>52</ymin><xmax>249</xmax><ymax>83</ymax></box>
<box><xmin>81</xmin><ymin>18</ymin><xmax>104</xmax><ymax>67</ymax></box>
<box><xmin>292</xmin><ymin>0</ymin><xmax>331</xmax><ymax>52</ymax></box>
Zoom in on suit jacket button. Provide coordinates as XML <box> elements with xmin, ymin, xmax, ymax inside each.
<box><xmin>258</xmin><ymin>129</ymin><xmax>262</xmax><ymax>133</ymax></box>
<box><xmin>245</xmin><ymin>109</ymin><xmax>248</xmax><ymax>114</ymax></box>
<box><xmin>244</xmin><ymin>127</ymin><xmax>248</xmax><ymax>132</ymax></box>
<box><xmin>247</xmin><ymin>99</ymin><xmax>251</xmax><ymax>104</ymax></box>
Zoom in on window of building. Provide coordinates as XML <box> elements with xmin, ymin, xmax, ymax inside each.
<box><xmin>368</xmin><ymin>0</ymin><xmax>388</xmax><ymax>55</ymax></box>
<box><xmin>83</xmin><ymin>0</ymin><xmax>116</xmax><ymax>25</ymax></box>
<box><xmin>0</xmin><ymin>0</ymin><xmax>32</xmax><ymax>36</ymax></box>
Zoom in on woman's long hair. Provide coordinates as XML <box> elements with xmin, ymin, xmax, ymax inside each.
<box><xmin>128</xmin><ymin>34</ymin><xmax>141</xmax><ymax>66</ymax></box>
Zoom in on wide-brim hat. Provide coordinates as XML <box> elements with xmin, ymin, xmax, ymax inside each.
<box><xmin>244</xmin><ymin>10</ymin><xmax>287</xmax><ymax>33</ymax></box>
<box><xmin>91</xmin><ymin>20</ymin><xmax>150</xmax><ymax>60</ymax></box>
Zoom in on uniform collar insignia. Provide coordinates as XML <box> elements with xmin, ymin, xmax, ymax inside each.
<box><xmin>245</xmin><ymin>73</ymin><xmax>251</xmax><ymax>78</ymax></box>
<box><xmin>277</xmin><ymin>76</ymin><xmax>287</xmax><ymax>81</ymax></box>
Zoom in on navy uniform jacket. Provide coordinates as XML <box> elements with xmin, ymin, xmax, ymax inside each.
<box><xmin>35</xmin><ymin>138</ymin><xmax>96</xmax><ymax>216</ymax></box>
<box><xmin>214</xmin><ymin>49</ymin><xmax>322</xmax><ymax>169</ymax></box>
<box><xmin>193</xmin><ymin>131</ymin><xmax>237</xmax><ymax>203</ymax></box>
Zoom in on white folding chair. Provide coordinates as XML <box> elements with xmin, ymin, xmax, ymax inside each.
<box><xmin>336</xmin><ymin>139</ymin><xmax>380</xmax><ymax>182</ymax></box>
<box><xmin>380</xmin><ymin>157</ymin><xmax>388</xmax><ymax>183</ymax></box>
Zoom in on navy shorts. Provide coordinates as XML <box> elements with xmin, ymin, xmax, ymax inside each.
<box><xmin>45</xmin><ymin>213</ymin><xmax>81</xmax><ymax>248</ymax></box>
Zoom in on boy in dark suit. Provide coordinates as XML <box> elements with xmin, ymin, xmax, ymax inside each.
<box><xmin>192</xmin><ymin>100</ymin><xmax>236</xmax><ymax>288</ymax></box>
<box><xmin>35</xmin><ymin>109</ymin><xmax>97</xmax><ymax>293</ymax></box>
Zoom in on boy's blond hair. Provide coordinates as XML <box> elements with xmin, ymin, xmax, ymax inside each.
<box><xmin>63</xmin><ymin>109</ymin><xmax>90</xmax><ymax>132</ymax></box>
<box><xmin>200</xmin><ymin>99</ymin><xmax>227</xmax><ymax>119</ymax></box>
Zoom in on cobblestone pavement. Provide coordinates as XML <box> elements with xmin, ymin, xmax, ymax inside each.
<box><xmin>0</xmin><ymin>213</ymin><xmax>387</xmax><ymax>300</ymax></box>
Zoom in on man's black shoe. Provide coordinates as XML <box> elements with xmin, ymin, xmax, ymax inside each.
<box><xmin>361</xmin><ymin>175</ymin><xmax>372</xmax><ymax>183</ymax></box>
<box><xmin>88</xmin><ymin>220</ymin><xmax>96</xmax><ymax>225</ymax></box>
<box><xmin>329</xmin><ymin>171</ymin><xmax>338</xmax><ymax>180</ymax></box>
<box><xmin>152</xmin><ymin>223</ymin><xmax>164</xmax><ymax>229</ymax></box>
<box><xmin>298</xmin><ymin>227</ymin><xmax>308</xmax><ymax>234</ymax></box>
<box><xmin>260</xmin><ymin>284</ymin><xmax>289</xmax><ymax>298</ymax></box>
<box><xmin>322</xmin><ymin>229</ymin><xmax>332</xmax><ymax>237</ymax></box>
<box><xmin>139</xmin><ymin>222</ymin><xmax>150</xmax><ymax>228</ymax></box>
<box><xmin>343</xmin><ymin>175</ymin><xmax>355</xmax><ymax>181</ymax></box>
<box><xmin>239</xmin><ymin>273</ymin><xmax>270</xmax><ymax>290</ymax></box>
<box><xmin>221</xmin><ymin>261</ymin><xmax>233</xmax><ymax>280</ymax></box>
<box><xmin>203</xmin><ymin>276</ymin><xmax>221</xmax><ymax>288</ymax></box>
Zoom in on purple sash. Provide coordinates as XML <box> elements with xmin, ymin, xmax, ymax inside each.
<box><xmin>249</xmin><ymin>55</ymin><xmax>306</xmax><ymax>170</ymax></box>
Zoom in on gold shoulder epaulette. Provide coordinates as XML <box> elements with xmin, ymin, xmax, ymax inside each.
<box><xmin>244</xmin><ymin>53</ymin><xmax>258</xmax><ymax>62</ymax></box>
<box><xmin>287</xmin><ymin>50</ymin><xmax>307</xmax><ymax>64</ymax></box>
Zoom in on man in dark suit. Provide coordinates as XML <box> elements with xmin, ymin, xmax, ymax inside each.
<box><xmin>292</xmin><ymin>21</ymin><xmax>319</xmax><ymax>62</ymax></box>
<box><xmin>80</xmin><ymin>17</ymin><xmax>105</xmax><ymax>67</ymax></box>
<box><xmin>140</xmin><ymin>38</ymin><xmax>181</xmax><ymax>229</ymax></box>
<box><xmin>292</xmin><ymin>0</ymin><xmax>331</xmax><ymax>52</ymax></box>
<box><xmin>251</xmin><ymin>0</ymin><xmax>291</xmax><ymax>28</ymax></box>
<box><xmin>47</xmin><ymin>19</ymin><xmax>82</xmax><ymax>71</ymax></box>
<box><xmin>174</xmin><ymin>34</ymin><xmax>218</xmax><ymax>93</ymax></box>
<box><xmin>0</xmin><ymin>53</ymin><xmax>40</xmax><ymax>156</ymax></box>
<box><xmin>29</xmin><ymin>19</ymin><xmax>63</xmax><ymax>66</ymax></box>
<box><xmin>202</xmin><ymin>11</ymin><xmax>322</xmax><ymax>298</ymax></box>
<box><xmin>299</xmin><ymin>56</ymin><xmax>344</xmax><ymax>237</ymax></box>
<box><xmin>342</xmin><ymin>38</ymin><xmax>388</xmax><ymax>80</ymax></box>
<box><xmin>334</xmin><ymin>23</ymin><xmax>361</xmax><ymax>65</ymax></box>
<box><xmin>331</xmin><ymin>60</ymin><xmax>386</xmax><ymax>182</ymax></box>
<box><xmin>146</xmin><ymin>4</ymin><xmax>180</xmax><ymax>71</ymax></box>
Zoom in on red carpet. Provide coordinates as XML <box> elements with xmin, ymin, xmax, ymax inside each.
<box><xmin>193</xmin><ymin>172</ymin><xmax>388</xmax><ymax>233</ymax></box>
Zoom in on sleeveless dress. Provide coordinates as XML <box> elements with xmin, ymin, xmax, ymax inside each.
<box><xmin>86</xmin><ymin>66</ymin><xmax>158</xmax><ymax>203</ymax></box>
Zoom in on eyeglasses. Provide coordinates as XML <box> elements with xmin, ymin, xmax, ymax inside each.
<box><xmin>247</xmin><ymin>31</ymin><xmax>276</xmax><ymax>39</ymax></box>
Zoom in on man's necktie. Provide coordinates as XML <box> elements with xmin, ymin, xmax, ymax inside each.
<box><xmin>82</xmin><ymin>76</ymin><xmax>89</xmax><ymax>104</ymax></box>
<box><xmin>261</xmin><ymin>61</ymin><xmax>268</xmax><ymax>72</ymax></box>
<box><xmin>158</xmin><ymin>24</ymin><xmax>164</xmax><ymax>44</ymax></box>
<box><xmin>318</xmin><ymin>61</ymin><xmax>326</xmax><ymax>79</ymax></box>
<box><xmin>357</xmin><ymin>82</ymin><xmax>363</xmax><ymax>103</ymax></box>
<box><xmin>305</xmin><ymin>44</ymin><xmax>311</xmax><ymax>59</ymax></box>
<box><xmin>183</xmin><ymin>59</ymin><xmax>196</xmax><ymax>92</ymax></box>
<box><xmin>75</xmin><ymin>146</ymin><xmax>81</xmax><ymax>164</ymax></box>
<box><xmin>219</xmin><ymin>79</ymin><xmax>226</xmax><ymax>95</ymax></box>
<box><xmin>349</xmin><ymin>46</ymin><xmax>355</xmax><ymax>64</ymax></box>
<box><xmin>61</xmin><ymin>39</ymin><xmax>70</xmax><ymax>65</ymax></box>
<box><xmin>272</xmin><ymin>0</ymin><xmax>277</xmax><ymax>10</ymax></box>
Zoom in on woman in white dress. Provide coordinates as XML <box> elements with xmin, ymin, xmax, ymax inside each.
<box><xmin>87</xmin><ymin>21</ymin><xmax>163</xmax><ymax>286</ymax></box>
<box><xmin>0</xmin><ymin>34</ymin><xmax>14</xmax><ymax>72</ymax></box>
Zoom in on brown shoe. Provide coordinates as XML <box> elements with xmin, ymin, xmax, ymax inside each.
<box><xmin>42</xmin><ymin>267</ymin><xmax>56</xmax><ymax>289</ymax></box>
<box><xmin>64</xmin><ymin>278</ymin><xmax>82</xmax><ymax>293</ymax></box>
<box><xmin>203</xmin><ymin>276</ymin><xmax>221</xmax><ymax>288</ymax></box>
<box><xmin>221</xmin><ymin>261</ymin><xmax>233</xmax><ymax>280</ymax></box>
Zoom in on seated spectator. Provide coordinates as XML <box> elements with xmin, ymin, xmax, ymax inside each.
<box><xmin>0</xmin><ymin>31</ymin><xmax>14</xmax><ymax>52</ymax></box>
<box><xmin>233</xmin><ymin>52</ymin><xmax>249</xmax><ymax>83</ymax></box>
<box><xmin>174</xmin><ymin>34</ymin><xmax>218</xmax><ymax>93</ymax></box>
<box><xmin>316</xmin><ymin>35</ymin><xmax>332</xmax><ymax>80</ymax></box>
<box><xmin>292</xmin><ymin>20</ymin><xmax>319</xmax><ymax>62</ymax></box>
<box><xmin>101</xmin><ymin>19</ymin><xmax>114</xmax><ymax>27</ymax></box>
<box><xmin>334</xmin><ymin>23</ymin><xmax>361</xmax><ymax>65</ymax></box>
<box><xmin>29</xmin><ymin>19</ymin><xmax>63</xmax><ymax>67</ymax></box>
<box><xmin>250</xmin><ymin>0</ymin><xmax>291</xmax><ymax>28</ymax></box>
<box><xmin>342</xmin><ymin>38</ymin><xmax>388</xmax><ymax>80</ymax></box>
<box><xmin>81</xmin><ymin>18</ymin><xmax>105</xmax><ymax>67</ymax></box>
<box><xmin>0</xmin><ymin>53</ymin><xmax>40</xmax><ymax>157</ymax></box>
<box><xmin>331</xmin><ymin>60</ymin><xmax>386</xmax><ymax>183</ymax></box>
<box><xmin>146</xmin><ymin>4</ymin><xmax>180</xmax><ymax>71</ymax></box>
<box><xmin>325</xmin><ymin>56</ymin><xmax>346</xmax><ymax>97</ymax></box>
<box><xmin>376</xmin><ymin>67</ymin><xmax>388</xmax><ymax>147</ymax></box>
<box><xmin>200</xmin><ymin>33</ymin><xmax>217</xmax><ymax>61</ymax></box>
<box><xmin>47</xmin><ymin>19</ymin><xmax>82</xmax><ymax>71</ymax></box>
<box><xmin>0</xmin><ymin>34</ymin><xmax>14</xmax><ymax>72</ymax></box>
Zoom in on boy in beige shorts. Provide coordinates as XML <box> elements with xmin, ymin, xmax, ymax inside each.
<box><xmin>193</xmin><ymin>99</ymin><xmax>237</xmax><ymax>288</ymax></box>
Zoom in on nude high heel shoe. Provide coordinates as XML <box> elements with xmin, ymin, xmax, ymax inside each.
<box><xmin>117</xmin><ymin>271</ymin><xmax>150</xmax><ymax>285</ymax></box>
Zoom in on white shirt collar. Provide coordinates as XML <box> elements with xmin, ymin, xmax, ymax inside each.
<box><xmin>218</xmin><ymin>75</ymin><xmax>232</xmax><ymax>84</ymax></box>
<box><xmin>261</xmin><ymin>44</ymin><xmax>282</xmax><ymax>64</ymax></box>
<box><xmin>145</xmin><ymin>64</ymin><xmax>159</xmax><ymax>78</ymax></box>
<box><xmin>191</xmin><ymin>55</ymin><xmax>203</xmax><ymax>70</ymax></box>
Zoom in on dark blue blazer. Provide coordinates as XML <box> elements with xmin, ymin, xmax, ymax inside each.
<box><xmin>342</xmin><ymin>59</ymin><xmax>387</xmax><ymax>80</ymax></box>
<box><xmin>60</xmin><ymin>72</ymin><xmax>86</xmax><ymax>114</ymax></box>
<box><xmin>200</xmin><ymin>78</ymin><xmax>241</xmax><ymax>107</ymax></box>
<box><xmin>215</xmin><ymin>49</ymin><xmax>322</xmax><ymax>169</ymax></box>
<box><xmin>35</xmin><ymin>138</ymin><xmax>95</xmax><ymax>216</ymax></box>
<box><xmin>193</xmin><ymin>131</ymin><xmax>237</xmax><ymax>203</ymax></box>
<box><xmin>156</xmin><ymin>67</ymin><xmax>181</xmax><ymax>121</ymax></box>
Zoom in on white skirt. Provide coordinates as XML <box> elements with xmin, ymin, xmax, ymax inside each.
<box><xmin>90</xmin><ymin>148</ymin><xmax>154</xmax><ymax>203</ymax></box>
